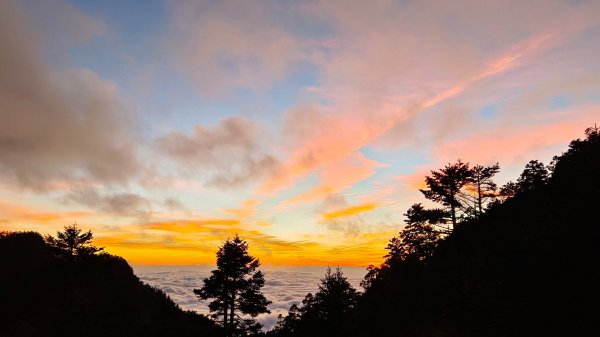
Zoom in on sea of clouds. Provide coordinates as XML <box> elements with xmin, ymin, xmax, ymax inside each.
<box><xmin>133</xmin><ymin>265</ymin><xmax>367</xmax><ymax>331</ymax></box>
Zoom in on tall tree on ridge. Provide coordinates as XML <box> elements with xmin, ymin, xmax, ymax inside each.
<box><xmin>45</xmin><ymin>224</ymin><xmax>103</xmax><ymax>259</ymax></box>
<box><xmin>194</xmin><ymin>235</ymin><xmax>271</xmax><ymax>337</ymax></box>
<box><xmin>466</xmin><ymin>163</ymin><xmax>500</xmax><ymax>217</ymax></box>
<box><xmin>420</xmin><ymin>160</ymin><xmax>472</xmax><ymax>229</ymax></box>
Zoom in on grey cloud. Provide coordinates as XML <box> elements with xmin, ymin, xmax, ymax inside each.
<box><xmin>168</xmin><ymin>0</ymin><xmax>305</xmax><ymax>95</ymax></box>
<box><xmin>155</xmin><ymin>117</ymin><xmax>280</xmax><ymax>188</ymax></box>
<box><xmin>322</xmin><ymin>216</ymin><xmax>365</xmax><ymax>236</ymax></box>
<box><xmin>317</xmin><ymin>195</ymin><xmax>364</xmax><ymax>235</ymax></box>
<box><xmin>64</xmin><ymin>189</ymin><xmax>152</xmax><ymax>220</ymax></box>
<box><xmin>164</xmin><ymin>197</ymin><xmax>189</xmax><ymax>213</ymax></box>
<box><xmin>0</xmin><ymin>0</ymin><xmax>139</xmax><ymax>191</ymax></box>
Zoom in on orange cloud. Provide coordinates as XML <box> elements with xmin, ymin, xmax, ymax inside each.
<box><xmin>276</xmin><ymin>152</ymin><xmax>383</xmax><ymax>209</ymax></box>
<box><xmin>0</xmin><ymin>202</ymin><xmax>92</xmax><ymax>225</ymax></box>
<box><xmin>322</xmin><ymin>202</ymin><xmax>379</xmax><ymax>220</ymax></box>
<box><xmin>395</xmin><ymin>171</ymin><xmax>429</xmax><ymax>191</ymax></box>
<box><xmin>223</xmin><ymin>199</ymin><xmax>260</xmax><ymax>220</ymax></box>
<box><xmin>259</xmin><ymin>113</ymin><xmax>389</xmax><ymax>195</ymax></box>
<box><xmin>90</xmin><ymin>218</ymin><xmax>400</xmax><ymax>266</ymax></box>
<box><xmin>147</xmin><ymin>219</ymin><xmax>241</xmax><ymax>234</ymax></box>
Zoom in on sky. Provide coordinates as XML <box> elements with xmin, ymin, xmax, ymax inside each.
<box><xmin>1</xmin><ymin>0</ymin><xmax>599</xmax><ymax>266</ymax></box>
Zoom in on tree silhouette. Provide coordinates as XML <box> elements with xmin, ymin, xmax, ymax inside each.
<box><xmin>515</xmin><ymin>160</ymin><xmax>549</xmax><ymax>193</ymax></box>
<box><xmin>466</xmin><ymin>163</ymin><xmax>500</xmax><ymax>217</ymax></box>
<box><xmin>271</xmin><ymin>267</ymin><xmax>358</xmax><ymax>337</ymax></box>
<box><xmin>44</xmin><ymin>224</ymin><xmax>103</xmax><ymax>259</ymax></box>
<box><xmin>499</xmin><ymin>180</ymin><xmax>519</xmax><ymax>200</ymax></box>
<box><xmin>420</xmin><ymin>160</ymin><xmax>472</xmax><ymax>229</ymax></box>
<box><xmin>313</xmin><ymin>267</ymin><xmax>359</xmax><ymax>321</ymax></box>
<box><xmin>194</xmin><ymin>235</ymin><xmax>270</xmax><ymax>337</ymax></box>
<box><xmin>359</xmin><ymin>265</ymin><xmax>380</xmax><ymax>290</ymax></box>
<box><xmin>499</xmin><ymin>160</ymin><xmax>549</xmax><ymax>201</ymax></box>
<box><xmin>385</xmin><ymin>204</ymin><xmax>446</xmax><ymax>264</ymax></box>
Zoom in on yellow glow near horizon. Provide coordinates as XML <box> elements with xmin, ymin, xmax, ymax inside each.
<box><xmin>92</xmin><ymin>224</ymin><xmax>398</xmax><ymax>267</ymax></box>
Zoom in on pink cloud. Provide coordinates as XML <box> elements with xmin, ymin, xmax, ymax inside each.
<box><xmin>435</xmin><ymin>107</ymin><xmax>600</xmax><ymax>166</ymax></box>
<box><xmin>260</xmin><ymin>31</ymin><xmax>551</xmax><ymax>202</ymax></box>
<box><xmin>274</xmin><ymin>152</ymin><xmax>384</xmax><ymax>208</ymax></box>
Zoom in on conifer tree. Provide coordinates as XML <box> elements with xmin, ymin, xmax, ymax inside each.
<box><xmin>515</xmin><ymin>160</ymin><xmax>549</xmax><ymax>193</ymax></box>
<box><xmin>194</xmin><ymin>235</ymin><xmax>270</xmax><ymax>337</ymax></box>
<box><xmin>466</xmin><ymin>163</ymin><xmax>500</xmax><ymax>217</ymax></box>
<box><xmin>385</xmin><ymin>204</ymin><xmax>446</xmax><ymax>264</ymax></box>
<box><xmin>420</xmin><ymin>160</ymin><xmax>472</xmax><ymax>228</ymax></box>
<box><xmin>44</xmin><ymin>224</ymin><xmax>103</xmax><ymax>259</ymax></box>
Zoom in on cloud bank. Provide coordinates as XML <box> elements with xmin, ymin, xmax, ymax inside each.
<box><xmin>133</xmin><ymin>265</ymin><xmax>367</xmax><ymax>331</ymax></box>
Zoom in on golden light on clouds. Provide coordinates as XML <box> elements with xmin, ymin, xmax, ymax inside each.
<box><xmin>321</xmin><ymin>203</ymin><xmax>379</xmax><ymax>221</ymax></box>
<box><xmin>1</xmin><ymin>0</ymin><xmax>599</xmax><ymax>267</ymax></box>
<box><xmin>92</xmin><ymin>220</ymin><xmax>393</xmax><ymax>266</ymax></box>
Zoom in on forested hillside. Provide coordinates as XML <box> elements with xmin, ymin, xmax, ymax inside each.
<box><xmin>268</xmin><ymin>126</ymin><xmax>600</xmax><ymax>337</ymax></box>
<box><xmin>0</xmin><ymin>230</ymin><xmax>218</xmax><ymax>337</ymax></box>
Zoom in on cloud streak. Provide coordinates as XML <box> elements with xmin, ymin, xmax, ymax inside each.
<box><xmin>322</xmin><ymin>203</ymin><xmax>379</xmax><ymax>221</ymax></box>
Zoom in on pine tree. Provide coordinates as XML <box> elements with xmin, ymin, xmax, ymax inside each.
<box><xmin>385</xmin><ymin>204</ymin><xmax>446</xmax><ymax>264</ymax></box>
<box><xmin>194</xmin><ymin>235</ymin><xmax>271</xmax><ymax>337</ymax></box>
<box><xmin>466</xmin><ymin>163</ymin><xmax>500</xmax><ymax>217</ymax></box>
<box><xmin>44</xmin><ymin>224</ymin><xmax>103</xmax><ymax>259</ymax></box>
<box><xmin>272</xmin><ymin>267</ymin><xmax>358</xmax><ymax>337</ymax></box>
<box><xmin>420</xmin><ymin>160</ymin><xmax>472</xmax><ymax>229</ymax></box>
<box><xmin>516</xmin><ymin>160</ymin><xmax>549</xmax><ymax>193</ymax></box>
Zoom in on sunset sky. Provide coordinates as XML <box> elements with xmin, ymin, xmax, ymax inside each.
<box><xmin>1</xmin><ymin>0</ymin><xmax>599</xmax><ymax>266</ymax></box>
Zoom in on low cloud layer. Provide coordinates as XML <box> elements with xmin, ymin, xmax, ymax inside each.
<box><xmin>133</xmin><ymin>265</ymin><xmax>367</xmax><ymax>331</ymax></box>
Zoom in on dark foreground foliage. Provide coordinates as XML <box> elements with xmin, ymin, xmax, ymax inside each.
<box><xmin>0</xmin><ymin>231</ymin><xmax>218</xmax><ymax>337</ymax></box>
<box><xmin>269</xmin><ymin>126</ymin><xmax>600</xmax><ymax>337</ymax></box>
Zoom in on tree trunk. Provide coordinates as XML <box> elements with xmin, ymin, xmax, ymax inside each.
<box><xmin>477</xmin><ymin>180</ymin><xmax>483</xmax><ymax>217</ymax></box>
<box><xmin>229</xmin><ymin>293</ymin><xmax>235</xmax><ymax>337</ymax></box>
<box><xmin>223</xmin><ymin>306</ymin><xmax>228</xmax><ymax>335</ymax></box>
<box><xmin>451</xmin><ymin>204</ymin><xmax>457</xmax><ymax>229</ymax></box>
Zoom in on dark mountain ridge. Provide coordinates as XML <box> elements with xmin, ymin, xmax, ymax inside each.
<box><xmin>0</xmin><ymin>231</ymin><xmax>218</xmax><ymax>337</ymax></box>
